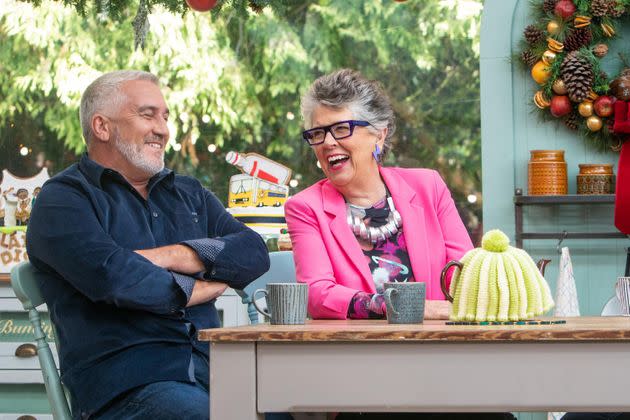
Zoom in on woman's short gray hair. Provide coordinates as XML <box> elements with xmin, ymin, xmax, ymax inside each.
<box><xmin>301</xmin><ymin>69</ymin><xmax>396</xmax><ymax>162</ymax></box>
<box><xmin>80</xmin><ymin>70</ymin><xmax>159</xmax><ymax>145</ymax></box>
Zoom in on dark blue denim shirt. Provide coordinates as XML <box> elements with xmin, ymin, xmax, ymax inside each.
<box><xmin>26</xmin><ymin>154</ymin><xmax>270</xmax><ymax>418</ymax></box>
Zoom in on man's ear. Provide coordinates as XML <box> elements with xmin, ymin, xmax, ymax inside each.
<box><xmin>91</xmin><ymin>114</ymin><xmax>112</xmax><ymax>143</ymax></box>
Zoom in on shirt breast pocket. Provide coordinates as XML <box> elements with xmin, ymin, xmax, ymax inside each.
<box><xmin>173</xmin><ymin>211</ymin><xmax>205</xmax><ymax>239</ymax></box>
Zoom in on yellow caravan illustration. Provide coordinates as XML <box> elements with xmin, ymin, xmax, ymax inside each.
<box><xmin>228</xmin><ymin>174</ymin><xmax>289</xmax><ymax>208</ymax></box>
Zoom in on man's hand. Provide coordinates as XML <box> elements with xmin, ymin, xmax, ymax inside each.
<box><xmin>187</xmin><ymin>280</ymin><xmax>228</xmax><ymax>307</ymax></box>
<box><xmin>135</xmin><ymin>244</ymin><xmax>205</xmax><ymax>275</ymax></box>
<box><xmin>424</xmin><ymin>300</ymin><xmax>452</xmax><ymax>320</ymax></box>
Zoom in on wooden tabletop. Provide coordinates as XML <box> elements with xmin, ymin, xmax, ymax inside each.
<box><xmin>198</xmin><ymin>317</ymin><xmax>630</xmax><ymax>343</ymax></box>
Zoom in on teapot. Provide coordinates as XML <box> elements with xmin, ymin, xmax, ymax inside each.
<box><xmin>440</xmin><ymin>258</ymin><xmax>550</xmax><ymax>302</ymax></box>
<box><xmin>438</xmin><ymin>230</ymin><xmax>555</xmax><ymax>322</ymax></box>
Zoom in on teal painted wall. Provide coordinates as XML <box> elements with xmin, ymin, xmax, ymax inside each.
<box><xmin>481</xmin><ymin>0</ymin><xmax>628</xmax><ymax>316</ymax></box>
<box><xmin>481</xmin><ymin>2</ymin><xmax>628</xmax><ymax>418</ymax></box>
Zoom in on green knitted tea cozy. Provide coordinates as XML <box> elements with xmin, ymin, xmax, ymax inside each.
<box><xmin>449</xmin><ymin>229</ymin><xmax>555</xmax><ymax>322</ymax></box>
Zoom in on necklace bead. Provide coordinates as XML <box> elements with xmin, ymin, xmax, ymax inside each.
<box><xmin>346</xmin><ymin>196</ymin><xmax>403</xmax><ymax>244</ymax></box>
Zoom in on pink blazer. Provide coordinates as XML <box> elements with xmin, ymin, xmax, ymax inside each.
<box><xmin>284</xmin><ymin>167</ymin><xmax>473</xmax><ymax>319</ymax></box>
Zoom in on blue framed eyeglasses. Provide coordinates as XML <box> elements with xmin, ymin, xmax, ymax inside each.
<box><xmin>302</xmin><ymin>120</ymin><xmax>371</xmax><ymax>146</ymax></box>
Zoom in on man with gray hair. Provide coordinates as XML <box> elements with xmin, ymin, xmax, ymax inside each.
<box><xmin>26</xmin><ymin>70</ymin><xmax>270</xmax><ymax>419</ymax></box>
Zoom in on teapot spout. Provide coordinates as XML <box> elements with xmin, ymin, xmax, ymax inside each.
<box><xmin>536</xmin><ymin>258</ymin><xmax>551</xmax><ymax>276</ymax></box>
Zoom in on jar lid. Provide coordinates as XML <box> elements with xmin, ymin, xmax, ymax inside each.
<box><xmin>530</xmin><ymin>150</ymin><xmax>565</xmax><ymax>162</ymax></box>
<box><xmin>578</xmin><ymin>164</ymin><xmax>614</xmax><ymax>175</ymax></box>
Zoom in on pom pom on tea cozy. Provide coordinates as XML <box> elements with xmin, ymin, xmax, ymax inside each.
<box><xmin>481</xmin><ymin>229</ymin><xmax>510</xmax><ymax>253</ymax></box>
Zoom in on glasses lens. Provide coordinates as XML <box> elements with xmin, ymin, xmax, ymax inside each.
<box><xmin>304</xmin><ymin>128</ymin><xmax>325</xmax><ymax>144</ymax></box>
<box><xmin>331</xmin><ymin>122</ymin><xmax>352</xmax><ymax>139</ymax></box>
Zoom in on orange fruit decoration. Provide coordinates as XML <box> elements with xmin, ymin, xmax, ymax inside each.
<box><xmin>531</xmin><ymin>61</ymin><xmax>552</xmax><ymax>85</ymax></box>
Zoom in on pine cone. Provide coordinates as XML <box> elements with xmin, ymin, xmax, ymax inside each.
<box><xmin>564</xmin><ymin>28</ymin><xmax>592</xmax><ymax>51</ymax></box>
<box><xmin>609</xmin><ymin>0</ymin><xmax>625</xmax><ymax>17</ymax></box>
<box><xmin>521</xmin><ymin>50</ymin><xmax>539</xmax><ymax>67</ymax></box>
<box><xmin>591</xmin><ymin>0</ymin><xmax>611</xmax><ymax>16</ymax></box>
<box><xmin>592</xmin><ymin>43</ymin><xmax>608</xmax><ymax>58</ymax></box>
<box><xmin>560</xmin><ymin>51</ymin><xmax>594</xmax><ymax>103</ymax></box>
<box><xmin>564</xmin><ymin>112</ymin><xmax>580</xmax><ymax>130</ymax></box>
<box><xmin>543</xmin><ymin>0</ymin><xmax>558</xmax><ymax>14</ymax></box>
<box><xmin>524</xmin><ymin>25</ymin><xmax>544</xmax><ymax>45</ymax></box>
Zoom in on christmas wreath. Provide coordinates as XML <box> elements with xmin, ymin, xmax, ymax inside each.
<box><xmin>519</xmin><ymin>0</ymin><xmax>630</xmax><ymax>151</ymax></box>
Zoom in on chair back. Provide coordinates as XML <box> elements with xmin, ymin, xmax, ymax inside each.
<box><xmin>11</xmin><ymin>261</ymin><xmax>71</xmax><ymax>420</ymax></box>
<box><xmin>236</xmin><ymin>251</ymin><xmax>296</xmax><ymax>324</ymax></box>
<box><xmin>601</xmin><ymin>295</ymin><xmax>623</xmax><ymax>316</ymax></box>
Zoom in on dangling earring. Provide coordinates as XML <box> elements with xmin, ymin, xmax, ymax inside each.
<box><xmin>372</xmin><ymin>144</ymin><xmax>381</xmax><ymax>162</ymax></box>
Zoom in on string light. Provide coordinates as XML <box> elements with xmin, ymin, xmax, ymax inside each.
<box><xmin>172</xmin><ymin>143</ymin><xmax>182</xmax><ymax>152</ymax></box>
<box><xmin>19</xmin><ymin>147</ymin><xmax>29</xmax><ymax>156</ymax></box>
<box><xmin>289</xmin><ymin>179</ymin><xmax>298</xmax><ymax>188</ymax></box>
<box><xmin>286</xmin><ymin>112</ymin><xmax>295</xmax><ymax>120</ymax></box>
<box><xmin>467</xmin><ymin>194</ymin><xmax>477</xmax><ymax>204</ymax></box>
<box><xmin>207</xmin><ymin>144</ymin><xmax>217</xmax><ymax>153</ymax></box>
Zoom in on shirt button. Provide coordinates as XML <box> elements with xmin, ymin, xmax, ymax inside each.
<box><xmin>211</xmin><ymin>269</ymin><xmax>217</xmax><ymax>276</ymax></box>
<box><xmin>152</xmin><ymin>211</ymin><xmax>158</xmax><ymax>217</ymax></box>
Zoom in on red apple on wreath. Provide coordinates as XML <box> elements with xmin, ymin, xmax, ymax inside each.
<box><xmin>550</xmin><ymin>95</ymin><xmax>572</xmax><ymax>117</ymax></box>
<box><xmin>554</xmin><ymin>0</ymin><xmax>576</xmax><ymax>20</ymax></box>
<box><xmin>186</xmin><ymin>0</ymin><xmax>217</xmax><ymax>12</ymax></box>
<box><xmin>594</xmin><ymin>96</ymin><xmax>614</xmax><ymax>118</ymax></box>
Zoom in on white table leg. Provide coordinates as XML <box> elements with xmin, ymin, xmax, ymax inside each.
<box><xmin>210</xmin><ymin>342</ymin><xmax>263</xmax><ymax>420</ymax></box>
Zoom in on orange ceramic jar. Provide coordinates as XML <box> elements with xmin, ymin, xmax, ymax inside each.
<box><xmin>528</xmin><ymin>150</ymin><xmax>568</xmax><ymax>195</ymax></box>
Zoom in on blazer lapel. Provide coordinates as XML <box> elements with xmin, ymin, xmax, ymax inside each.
<box><xmin>380</xmin><ymin>168</ymin><xmax>431</xmax><ymax>288</ymax></box>
<box><xmin>322</xmin><ymin>181</ymin><xmax>374</xmax><ymax>290</ymax></box>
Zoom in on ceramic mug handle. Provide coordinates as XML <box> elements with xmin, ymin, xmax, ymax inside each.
<box><xmin>252</xmin><ymin>289</ymin><xmax>271</xmax><ymax>318</ymax></box>
<box><xmin>384</xmin><ymin>288</ymin><xmax>400</xmax><ymax>317</ymax></box>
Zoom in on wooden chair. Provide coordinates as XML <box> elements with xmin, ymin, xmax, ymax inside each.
<box><xmin>11</xmin><ymin>261</ymin><xmax>71</xmax><ymax>420</ymax></box>
<box><xmin>236</xmin><ymin>251</ymin><xmax>296</xmax><ymax>324</ymax></box>
<box><xmin>601</xmin><ymin>295</ymin><xmax>623</xmax><ymax>316</ymax></box>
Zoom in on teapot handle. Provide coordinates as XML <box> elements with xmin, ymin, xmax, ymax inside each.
<box><xmin>536</xmin><ymin>258</ymin><xmax>551</xmax><ymax>277</ymax></box>
<box><xmin>440</xmin><ymin>260</ymin><xmax>463</xmax><ymax>303</ymax></box>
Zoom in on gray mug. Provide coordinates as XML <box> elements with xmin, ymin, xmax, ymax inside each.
<box><xmin>253</xmin><ymin>283</ymin><xmax>308</xmax><ymax>325</ymax></box>
<box><xmin>616</xmin><ymin>277</ymin><xmax>630</xmax><ymax>315</ymax></box>
<box><xmin>384</xmin><ymin>282</ymin><xmax>426</xmax><ymax>324</ymax></box>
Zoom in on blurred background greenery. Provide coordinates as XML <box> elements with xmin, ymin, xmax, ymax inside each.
<box><xmin>0</xmin><ymin>0</ymin><xmax>484</xmax><ymax>243</ymax></box>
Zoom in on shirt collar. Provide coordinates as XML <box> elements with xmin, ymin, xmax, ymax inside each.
<box><xmin>78</xmin><ymin>153</ymin><xmax>175</xmax><ymax>190</ymax></box>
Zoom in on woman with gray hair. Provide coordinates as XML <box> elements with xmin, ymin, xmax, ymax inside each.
<box><xmin>285</xmin><ymin>69</ymin><xmax>474</xmax><ymax>322</ymax></box>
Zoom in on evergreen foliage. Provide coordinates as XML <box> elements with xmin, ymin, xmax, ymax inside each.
<box><xmin>0</xmin><ymin>0</ymin><xmax>483</xmax><ymax>229</ymax></box>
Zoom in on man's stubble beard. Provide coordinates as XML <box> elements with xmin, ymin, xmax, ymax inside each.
<box><xmin>112</xmin><ymin>129</ymin><xmax>165</xmax><ymax>177</ymax></box>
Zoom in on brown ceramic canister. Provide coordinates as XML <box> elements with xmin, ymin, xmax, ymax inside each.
<box><xmin>577</xmin><ymin>164</ymin><xmax>615</xmax><ymax>194</ymax></box>
<box><xmin>528</xmin><ymin>150</ymin><xmax>568</xmax><ymax>195</ymax></box>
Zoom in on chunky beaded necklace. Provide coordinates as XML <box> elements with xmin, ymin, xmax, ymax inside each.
<box><xmin>346</xmin><ymin>195</ymin><xmax>403</xmax><ymax>244</ymax></box>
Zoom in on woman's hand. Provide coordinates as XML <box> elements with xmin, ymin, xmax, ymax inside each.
<box><xmin>424</xmin><ymin>300</ymin><xmax>452</xmax><ymax>320</ymax></box>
